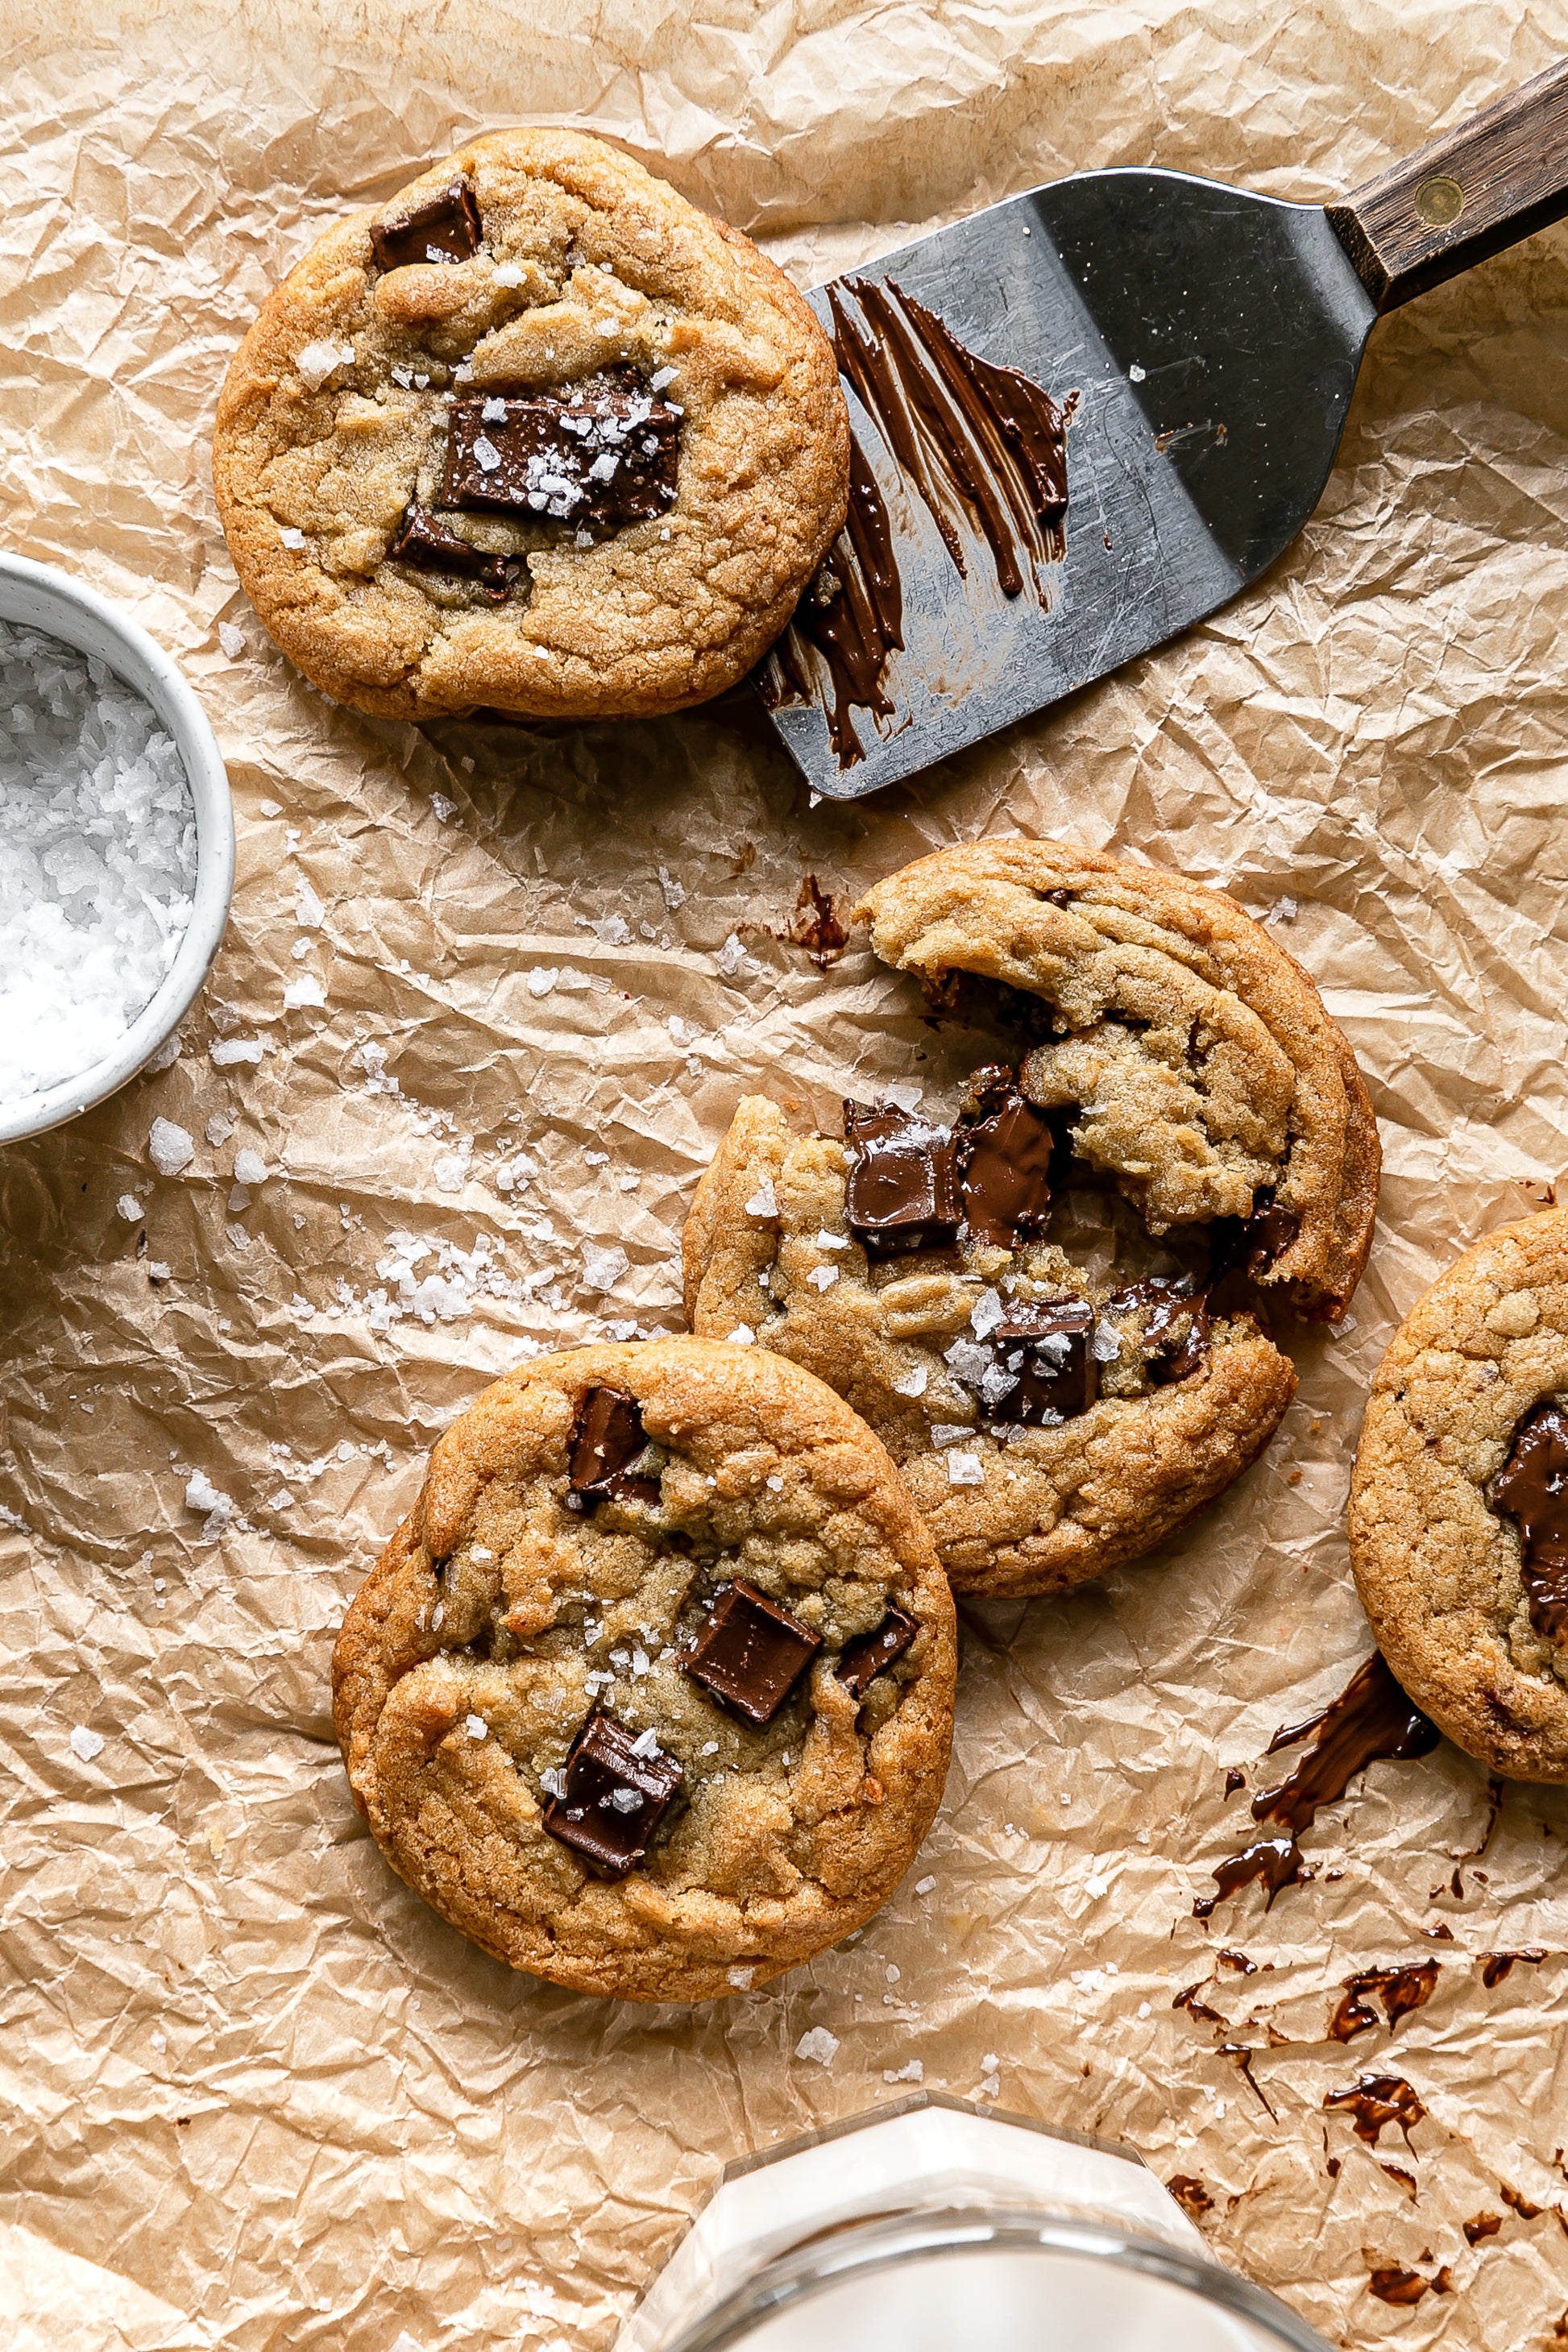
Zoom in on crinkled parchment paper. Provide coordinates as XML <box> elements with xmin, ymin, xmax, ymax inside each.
<box><xmin>6</xmin><ymin>3</ymin><xmax>1568</xmax><ymax>2346</ymax></box>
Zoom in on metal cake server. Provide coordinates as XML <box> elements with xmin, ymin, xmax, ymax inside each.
<box><xmin>758</xmin><ymin>57</ymin><xmax>1568</xmax><ymax>799</ymax></box>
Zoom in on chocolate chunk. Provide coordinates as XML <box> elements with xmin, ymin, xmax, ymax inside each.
<box><xmin>1492</xmin><ymin>1400</ymin><xmax>1568</xmax><ymax>1642</ymax></box>
<box><xmin>836</xmin><ymin>1607</ymin><xmax>919</xmax><ymax>1699</ymax></box>
<box><xmin>369</xmin><ymin>179</ymin><xmax>483</xmax><ymax>271</ymax></box>
<box><xmin>842</xmin><ymin>1101</ymin><xmax>960</xmax><ymax>1257</ymax></box>
<box><xmin>955</xmin><ymin>1064</ymin><xmax>1053</xmax><ymax>1249</ymax></box>
<box><xmin>1106</xmin><ymin>1277</ymin><xmax>1209</xmax><ymax>1385</ymax></box>
<box><xmin>541</xmin><ymin>1711</ymin><xmax>683</xmax><ymax>1879</ymax></box>
<box><xmin>442</xmin><ymin>377</ymin><xmax>680</xmax><ymax>530</ymax></box>
<box><xmin>682</xmin><ymin>1578</ymin><xmax>823</xmax><ymax>1726</ymax></box>
<box><xmin>567</xmin><ymin>1386</ymin><xmax>661</xmax><ymax>1508</ymax></box>
<box><xmin>989</xmin><ymin>1300</ymin><xmax>1097</xmax><ymax>1424</ymax></box>
<box><xmin>388</xmin><ymin>504</ymin><xmax>510</xmax><ymax>595</ymax></box>
<box><xmin>1242</xmin><ymin>1195</ymin><xmax>1298</xmax><ymax>1280</ymax></box>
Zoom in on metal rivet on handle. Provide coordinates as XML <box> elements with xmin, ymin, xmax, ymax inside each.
<box><xmin>1415</xmin><ymin>176</ymin><xmax>1465</xmax><ymax>227</ymax></box>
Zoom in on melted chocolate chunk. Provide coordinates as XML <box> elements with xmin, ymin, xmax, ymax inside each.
<box><xmin>836</xmin><ymin>1607</ymin><xmax>919</xmax><ymax>1699</ymax></box>
<box><xmin>541</xmin><ymin>1711</ymin><xmax>683</xmax><ymax>1879</ymax></box>
<box><xmin>567</xmin><ymin>1387</ymin><xmax>660</xmax><ymax>1508</ymax></box>
<box><xmin>1242</xmin><ymin>1194</ymin><xmax>1298</xmax><ymax>1279</ymax></box>
<box><xmin>842</xmin><ymin>1101</ymin><xmax>960</xmax><ymax>1257</ymax></box>
<box><xmin>955</xmin><ymin>1065</ymin><xmax>1053</xmax><ymax>1249</ymax></box>
<box><xmin>1106</xmin><ymin>1277</ymin><xmax>1209</xmax><ymax>1384</ymax></box>
<box><xmin>370</xmin><ymin>179</ymin><xmax>483</xmax><ymax>271</ymax></box>
<box><xmin>388</xmin><ymin>504</ymin><xmax>510</xmax><ymax>595</ymax></box>
<box><xmin>1492</xmin><ymin>1400</ymin><xmax>1568</xmax><ymax>1641</ymax></box>
<box><xmin>989</xmin><ymin>1300</ymin><xmax>1097</xmax><ymax>1425</ymax></box>
<box><xmin>443</xmin><ymin>376</ymin><xmax>680</xmax><ymax>529</ymax></box>
<box><xmin>682</xmin><ymin>1579</ymin><xmax>823</xmax><ymax>1726</ymax></box>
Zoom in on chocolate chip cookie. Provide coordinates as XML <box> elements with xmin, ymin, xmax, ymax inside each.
<box><xmin>332</xmin><ymin>1338</ymin><xmax>956</xmax><ymax>1999</ymax></box>
<box><xmin>1350</xmin><ymin>1211</ymin><xmax>1568</xmax><ymax>1781</ymax></box>
<box><xmin>684</xmin><ymin>838</ymin><xmax>1379</xmax><ymax>1599</ymax></box>
<box><xmin>213</xmin><ymin>131</ymin><xmax>848</xmax><ymax>721</ymax></box>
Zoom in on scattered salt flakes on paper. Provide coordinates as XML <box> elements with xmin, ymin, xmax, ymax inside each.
<box><xmin>1085</xmin><ymin>1873</ymin><xmax>1110</xmax><ymax>1899</ymax></box>
<box><xmin>883</xmin><ymin>2060</ymin><xmax>923</xmax><ymax>2084</ymax></box>
<box><xmin>794</xmin><ymin>2026</ymin><xmax>839</xmax><ymax>2068</ymax></box>
<box><xmin>584</xmin><ymin>1150</ymin><xmax>609</xmax><ymax>1167</ymax></box>
<box><xmin>429</xmin><ymin>794</ymin><xmax>456</xmax><ymax>823</ymax></box>
<box><xmin>115</xmin><ymin>1193</ymin><xmax>143</xmax><ymax>1222</ymax></box>
<box><xmin>724</xmin><ymin>1325</ymin><xmax>755</xmax><ymax>1345</ymax></box>
<box><xmin>184</xmin><ymin>1468</ymin><xmax>233</xmax><ymax>1538</ymax></box>
<box><xmin>389</xmin><ymin>2334</ymin><xmax>426</xmax><ymax>2352</ymax></box>
<box><xmin>527</xmin><ymin>968</ymin><xmax>558</xmax><ymax>998</ymax></box>
<box><xmin>946</xmin><ymin>1451</ymin><xmax>984</xmax><ymax>1486</ymax></box>
<box><xmin>1271</xmin><ymin>896</ymin><xmax>1300</xmax><ymax>922</ymax></box>
<box><xmin>581</xmin><ymin>913</ymin><xmax>629</xmax><ymax>945</ymax></box>
<box><xmin>143</xmin><ymin>1031</ymin><xmax>182</xmax><ymax>1074</ymax></box>
<box><xmin>745</xmin><ymin>1178</ymin><xmax>777</xmax><ymax>1218</ymax></box>
<box><xmin>283</xmin><ymin>974</ymin><xmax>326</xmax><ymax>1010</ymax></box>
<box><xmin>234</xmin><ymin>1148</ymin><xmax>267</xmax><ymax>1188</ymax></box>
<box><xmin>716</xmin><ymin>932</ymin><xmax>752</xmax><ymax>978</ymax></box>
<box><xmin>915</xmin><ymin>1876</ymin><xmax>936</xmax><ymax>1895</ymax></box>
<box><xmin>657</xmin><ymin>865</ymin><xmax>686</xmax><ymax>911</ymax></box>
<box><xmin>433</xmin><ymin>1152</ymin><xmax>468</xmax><ymax>1194</ymax></box>
<box><xmin>217</xmin><ymin>622</ymin><xmax>245</xmax><ymax>659</ymax></box>
<box><xmin>148</xmin><ymin>1118</ymin><xmax>194</xmax><ymax>1176</ymax></box>
<box><xmin>893</xmin><ymin>1367</ymin><xmax>928</xmax><ymax>1398</ymax></box>
<box><xmin>464</xmin><ymin>1715</ymin><xmax>487</xmax><ymax>1740</ymax></box>
<box><xmin>210</xmin><ymin>1036</ymin><xmax>266</xmax><ymax>1067</ymax></box>
<box><xmin>885</xmin><ymin>1081</ymin><xmax>923</xmax><ymax>1113</ymax></box>
<box><xmin>258</xmin><ymin>799</ymin><xmax>280</xmax><ymax>817</ymax></box>
<box><xmin>69</xmin><ymin>1725</ymin><xmax>104</xmax><ymax>1764</ymax></box>
<box><xmin>294</xmin><ymin>877</ymin><xmax>324</xmax><ymax>928</ymax></box>
<box><xmin>581</xmin><ymin>1242</ymin><xmax>628</xmax><ymax>1293</ymax></box>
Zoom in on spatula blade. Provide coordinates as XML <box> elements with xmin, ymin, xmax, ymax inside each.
<box><xmin>759</xmin><ymin>169</ymin><xmax>1376</xmax><ymax>799</ymax></box>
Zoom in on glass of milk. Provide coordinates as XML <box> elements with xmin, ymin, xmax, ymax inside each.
<box><xmin>617</xmin><ymin>2093</ymin><xmax>1328</xmax><ymax>2352</ymax></box>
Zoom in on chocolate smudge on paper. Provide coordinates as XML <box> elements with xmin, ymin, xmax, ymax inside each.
<box><xmin>1328</xmin><ymin>1961</ymin><xmax>1440</xmax><ymax>2043</ymax></box>
<box><xmin>1369</xmin><ymin>2265</ymin><xmax>1449</xmax><ymax>2307</ymax></box>
<box><xmin>1464</xmin><ymin>2209</ymin><xmax>1504</xmax><ymax>2245</ymax></box>
<box><xmin>1194</xmin><ymin>1653</ymin><xmax>1439</xmax><ymax>1918</ymax></box>
<box><xmin>1167</xmin><ymin>2174</ymin><xmax>1213</xmax><ymax>2221</ymax></box>
<box><xmin>785</xmin><ymin>875</ymin><xmax>849</xmax><ymax>967</ymax></box>
<box><xmin>1480</xmin><ymin>1947</ymin><xmax>1546</xmax><ymax>1989</ymax></box>
<box><xmin>1324</xmin><ymin>2072</ymin><xmax>1426</xmax><ymax>2150</ymax></box>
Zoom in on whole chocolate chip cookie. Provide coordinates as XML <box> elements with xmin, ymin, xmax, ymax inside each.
<box><xmin>332</xmin><ymin>1338</ymin><xmax>956</xmax><ymax>2000</ymax></box>
<box><xmin>213</xmin><ymin>131</ymin><xmax>848</xmax><ymax>721</ymax></box>
<box><xmin>684</xmin><ymin>838</ymin><xmax>1379</xmax><ymax>1599</ymax></box>
<box><xmin>1350</xmin><ymin>1211</ymin><xmax>1568</xmax><ymax>1781</ymax></box>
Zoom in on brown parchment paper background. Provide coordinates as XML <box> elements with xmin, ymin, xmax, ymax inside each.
<box><xmin>6</xmin><ymin>3</ymin><xmax>1568</xmax><ymax>2346</ymax></box>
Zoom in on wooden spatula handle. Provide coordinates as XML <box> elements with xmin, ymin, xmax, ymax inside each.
<box><xmin>1327</xmin><ymin>57</ymin><xmax>1568</xmax><ymax>310</ymax></box>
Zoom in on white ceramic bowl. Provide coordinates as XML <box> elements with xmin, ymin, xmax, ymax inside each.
<box><xmin>0</xmin><ymin>553</ymin><xmax>234</xmax><ymax>1146</ymax></box>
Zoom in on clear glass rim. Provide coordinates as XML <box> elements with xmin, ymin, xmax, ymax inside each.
<box><xmin>661</xmin><ymin>2209</ymin><xmax>1334</xmax><ymax>2352</ymax></box>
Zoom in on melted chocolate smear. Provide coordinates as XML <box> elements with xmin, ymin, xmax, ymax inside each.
<box><xmin>1173</xmin><ymin>1980</ymin><xmax>1226</xmax><ymax>2026</ymax></box>
<box><xmin>1492</xmin><ymin>1400</ymin><xmax>1568</xmax><ymax>1642</ymax></box>
<box><xmin>956</xmin><ymin>1067</ymin><xmax>1053</xmax><ymax>1249</ymax></box>
<box><xmin>765</xmin><ymin>431</ymin><xmax>902</xmax><ymax>765</ymax></box>
<box><xmin>1221</xmin><ymin>2042</ymin><xmax>1277</xmax><ymax>2119</ymax></box>
<box><xmin>1481</xmin><ymin>1947</ymin><xmax>1546</xmax><ymax>1989</ymax></box>
<box><xmin>1324</xmin><ymin>2072</ymin><xmax>1426</xmax><ymax>2150</ymax></box>
<box><xmin>443</xmin><ymin>373</ymin><xmax>680</xmax><ymax>531</ymax></box>
<box><xmin>1369</xmin><ymin>2267</ymin><xmax>1440</xmax><ymax>2308</ymax></box>
<box><xmin>1500</xmin><ymin>2183</ymin><xmax>1543</xmax><ymax>2218</ymax></box>
<box><xmin>1380</xmin><ymin>2163</ymin><xmax>1418</xmax><ymax>2202</ymax></box>
<box><xmin>1465</xmin><ymin>2211</ymin><xmax>1504</xmax><ymax>2245</ymax></box>
<box><xmin>836</xmin><ymin>278</ymin><xmax>1069</xmax><ymax>601</ymax></box>
<box><xmin>1329</xmin><ymin>1962</ymin><xmax>1440</xmax><ymax>2043</ymax></box>
<box><xmin>1217</xmin><ymin>1947</ymin><xmax>1259</xmax><ymax>1973</ymax></box>
<box><xmin>371</xmin><ymin>179</ymin><xmax>482</xmax><ymax>271</ymax></box>
<box><xmin>1224</xmin><ymin>1768</ymin><xmax>1247</xmax><ymax>1798</ymax></box>
<box><xmin>786</xmin><ymin>875</ymin><xmax>849</xmax><ymax>968</ymax></box>
<box><xmin>1196</xmin><ymin>1654</ymin><xmax>1439</xmax><ymax>1917</ymax></box>
<box><xmin>388</xmin><ymin>504</ymin><xmax>510</xmax><ymax>596</ymax></box>
<box><xmin>1105</xmin><ymin>1276</ymin><xmax>1209</xmax><ymax>1385</ymax></box>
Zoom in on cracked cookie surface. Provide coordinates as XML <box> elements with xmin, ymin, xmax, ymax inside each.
<box><xmin>1350</xmin><ymin>1212</ymin><xmax>1568</xmax><ymax>1781</ymax></box>
<box><xmin>331</xmin><ymin>1338</ymin><xmax>955</xmax><ymax>2000</ymax></box>
<box><xmin>214</xmin><ymin>130</ymin><xmax>848</xmax><ymax>722</ymax></box>
<box><xmin>685</xmin><ymin>839</ymin><xmax>1379</xmax><ymax>1599</ymax></box>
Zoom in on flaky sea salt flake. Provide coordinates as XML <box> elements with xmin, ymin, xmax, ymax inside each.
<box><xmin>69</xmin><ymin>1724</ymin><xmax>105</xmax><ymax>1764</ymax></box>
<box><xmin>794</xmin><ymin>2026</ymin><xmax>839</xmax><ymax>2068</ymax></box>
<box><xmin>148</xmin><ymin>1118</ymin><xmax>194</xmax><ymax>1176</ymax></box>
